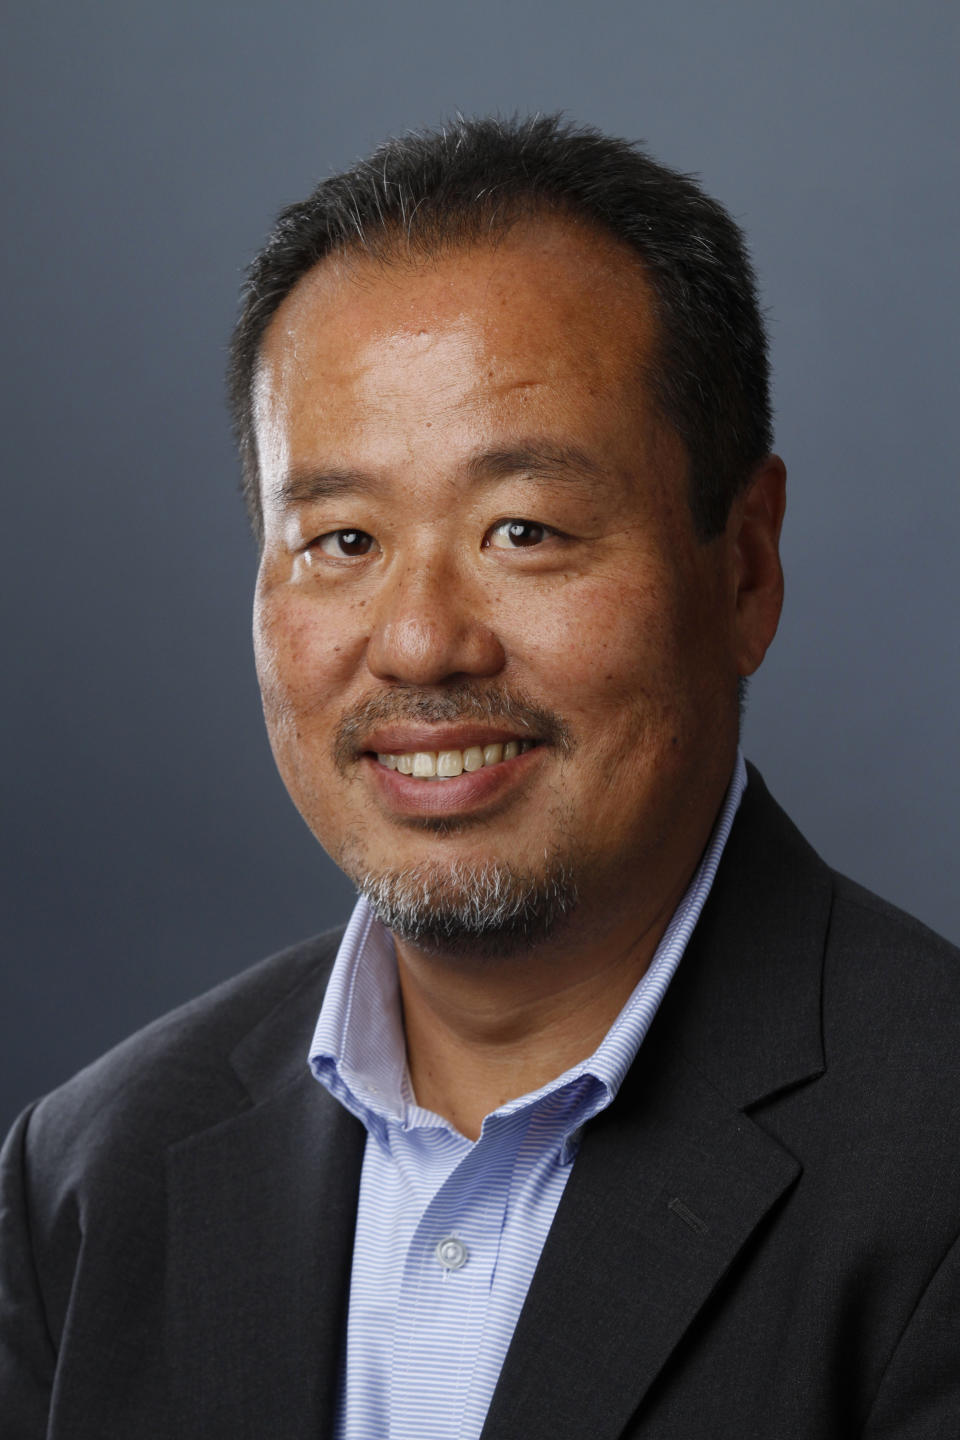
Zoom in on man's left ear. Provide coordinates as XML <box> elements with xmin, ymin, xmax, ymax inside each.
<box><xmin>730</xmin><ymin>455</ymin><xmax>787</xmax><ymax>677</ymax></box>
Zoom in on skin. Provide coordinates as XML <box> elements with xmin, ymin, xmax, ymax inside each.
<box><xmin>253</xmin><ymin>217</ymin><xmax>786</xmax><ymax>1138</ymax></box>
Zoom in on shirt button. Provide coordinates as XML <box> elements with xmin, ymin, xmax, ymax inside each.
<box><xmin>435</xmin><ymin>1235</ymin><xmax>469</xmax><ymax>1271</ymax></box>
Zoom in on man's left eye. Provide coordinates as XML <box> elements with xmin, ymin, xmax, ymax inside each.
<box><xmin>315</xmin><ymin>528</ymin><xmax>375</xmax><ymax>557</ymax></box>
<box><xmin>483</xmin><ymin>520</ymin><xmax>548</xmax><ymax>549</ymax></box>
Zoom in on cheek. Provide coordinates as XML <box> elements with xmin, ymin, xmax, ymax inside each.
<box><xmin>519</xmin><ymin>569</ymin><xmax>724</xmax><ymax>777</ymax></box>
<box><xmin>521</xmin><ymin>574</ymin><xmax>679</xmax><ymax>698</ymax></box>
<box><xmin>253</xmin><ymin>589</ymin><xmax>353</xmax><ymax>736</ymax></box>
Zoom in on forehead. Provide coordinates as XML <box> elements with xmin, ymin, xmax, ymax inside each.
<box><xmin>254</xmin><ymin>217</ymin><xmax>661</xmax><ymax>436</ymax></box>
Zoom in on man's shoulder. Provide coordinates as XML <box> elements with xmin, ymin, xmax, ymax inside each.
<box><xmin>699</xmin><ymin>765</ymin><xmax>960</xmax><ymax>1090</ymax></box>
<box><xmin>735</xmin><ymin>770</ymin><xmax>960</xmax><ymax>1131</ymax></box>
<box><xmin>829</xmin><ymin>868</ymin><xmax>959</xmax><ymax>963</ymax></box>
<box><xmin>742</xmin><ymin>763</ymin><xmax>959</xmax><ymax>983</ymax></box>
<box><xmin>823</xmin><ymin>870</ymin><xmax>960</xmax><ymax>1051</ymax></box>
<box><xmin>18</xmin><ymin>928</ymin><xmax>344</xmax><ymax>1190</ymax></box>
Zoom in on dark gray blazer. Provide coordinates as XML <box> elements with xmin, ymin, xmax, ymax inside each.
<box><xmin>3</xmin><ymin>769</ymin><xmax>960</xmax><ymax>1438</ymax></box>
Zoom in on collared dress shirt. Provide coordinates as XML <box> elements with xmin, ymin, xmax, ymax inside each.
<box><xmin>309</xmin><ymin>752</ymin><xmax>746</xmax><ymax>1440</ymax></box>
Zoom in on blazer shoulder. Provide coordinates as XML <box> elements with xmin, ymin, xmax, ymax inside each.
<box><xmin>742</xmin><ymin>763</ymin><xmax>960</xmax><ymax>998</ymax></box>
<box><xmin>19</xmin><ymin>928</ymin><xmax>344</xmax><ymax>1192</ymax></box>
<box><xmin>820</xmin><ymin>885</ymin><xmax>960</xmax><ymax>1187</ymax></box>
<box><xmin>827</xmin><ymin>869</ymin><xmax>960</xmax><ymax>994</ymax></box>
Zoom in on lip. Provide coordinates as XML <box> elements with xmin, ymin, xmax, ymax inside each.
<box><xmin>361</xmin><ymin>743</ymin><xmax>542</xmax><ymax>817</ymax></box>
<box><xmin>359</xmin><ymin>724</ymin><xmax>536</xmax><ymax>757</ymax></box>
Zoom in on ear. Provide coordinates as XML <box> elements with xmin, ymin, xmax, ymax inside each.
<box><xmin>729</xmin><ymin>455</ymin><xmax>786</xmax><ymax>677</ymax></box>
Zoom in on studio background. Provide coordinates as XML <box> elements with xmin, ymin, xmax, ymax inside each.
<box><xmin>3</xmin><ymin>0</ymin><xmax>957</xmax><ymax>1131</ymax></box>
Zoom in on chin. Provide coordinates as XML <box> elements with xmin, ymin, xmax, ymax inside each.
<box><xmin>350</xmin><ymin>854</ymin><xmax>580</xmax><ymax>959</ymax></box>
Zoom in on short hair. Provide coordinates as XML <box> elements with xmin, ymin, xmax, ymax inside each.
<box><xmin>228</xmin><ymin>114</ymin><xmax>772</xmax><ymax>545</ymax></box>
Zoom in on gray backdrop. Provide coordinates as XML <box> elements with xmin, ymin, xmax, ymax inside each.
<box><xmin>3</xmin><ymin>0</ymin><xmax>958</xmax><ymax>1131</ymax></box>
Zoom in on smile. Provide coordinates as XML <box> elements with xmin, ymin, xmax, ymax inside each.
<box><xmin>376</xmin><ymin>739</ymin><xmax>537</xmax><ymax>779</ymax></box>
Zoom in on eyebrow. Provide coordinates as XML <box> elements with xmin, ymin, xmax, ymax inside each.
<box><xmin>273</xmin><ymin>441</ymin><xmax>611</xmax><ymax>509</ymax></box>
<box><xmin>275</xmin><ymin>467</ymin><xmax>378</xmax><ymax>508</ymax></box>
<box><xmin>464</xmin><ymin>442</ymin><xmax>610</xmax><ymax>489</ymax></box>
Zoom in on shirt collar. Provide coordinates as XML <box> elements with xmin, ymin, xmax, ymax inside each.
<box><xmin>309</xmin><ymin>750</ymin><xmax>747</xmax><ymax>1150</ymax></box>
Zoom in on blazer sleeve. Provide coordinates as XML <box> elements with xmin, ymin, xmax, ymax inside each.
<box><xmin>0</xmin><ymin>1107</ymin><xmax>55</xmax><ymax>1437</ymax></box>
<box><xmin>861</xmin><ymin>1227</ymin><xmax>960</xmax><ymax>1438</ymax></box>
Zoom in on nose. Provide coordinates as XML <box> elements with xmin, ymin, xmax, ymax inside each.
<box><xmin>365</xmin><ymin>555</ymin><xmax>506</xmax><ymax>686</ymax></box>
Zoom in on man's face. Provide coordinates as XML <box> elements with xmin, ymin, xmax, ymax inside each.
<box><xmin>253</xmin><ymin>219</ymin><xmax>778</xmax><ymax>954</ymax></box>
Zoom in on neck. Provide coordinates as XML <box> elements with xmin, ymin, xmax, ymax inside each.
<box><xmin>394</xmin><ymin>877</ymin><xmax>684</xmax><ymax>1141</ymax></box>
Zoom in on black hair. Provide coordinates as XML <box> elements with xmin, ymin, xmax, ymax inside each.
<box><xmin>228</xmin><ymin>113</ymin><xmax>772</xmax><ymax>545</ymax></box>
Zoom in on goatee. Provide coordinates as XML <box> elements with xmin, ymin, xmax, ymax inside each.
<box><xmin>355</xmin><ymin>856</ymin><xmax>579</xmax><ymax>958</ymax></box>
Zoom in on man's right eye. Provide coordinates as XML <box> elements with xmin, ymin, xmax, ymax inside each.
<box><xmin>315</xmin><ymin>529</ymin><xmax>375</xmax><ymax>558</ymax></box>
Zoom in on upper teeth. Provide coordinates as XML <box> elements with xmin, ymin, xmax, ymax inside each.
<box><xmin>377</xmin><ymin>739</ymin><xmax>534</xmax><ymax>778</ymax></box>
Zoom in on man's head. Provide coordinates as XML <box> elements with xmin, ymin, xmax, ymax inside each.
<box><xmin>238</xmin><ymin>118</ymin><xmax>785</xmax><ymax>960</ymax></box>
<box><xmin>229</xmin><ymin>114</ymin><xmax>772</xmax><ymax>548</ymax></box>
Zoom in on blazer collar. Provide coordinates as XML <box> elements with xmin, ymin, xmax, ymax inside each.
<box><xmin>654</xmin><ymin>761</ymin><xmax>830</xmax><ymax>1109</ymax></box>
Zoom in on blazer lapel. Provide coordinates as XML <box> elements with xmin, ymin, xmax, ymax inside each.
<box><xmin>482</xmin><ymin>768</ymin><xmax>832</xmax><ymax>1440</ymax></box>
<box><xmin>481</xmin><ymin>1044</ymin><xmax>800</xmax><ymax>1440</ymax></box>
<box><xmin>165</xmin><ymin>956</ymin><xmax>365</xmax><ymax>1439</ymax></box>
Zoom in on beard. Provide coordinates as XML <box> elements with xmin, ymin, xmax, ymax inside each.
<box><xmin>351</xmin><ymin>853</ymin><xmax>580</xmax><ymax>959</ymax></box>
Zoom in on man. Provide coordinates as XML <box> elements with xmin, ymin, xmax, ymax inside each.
<box><xmin>2</xmin><ymin>116</ymin><xmax>959</xmax><ymax>1438</ymax></box>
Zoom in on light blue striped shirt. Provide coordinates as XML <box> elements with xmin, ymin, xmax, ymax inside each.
<box><xmin>309</xmin><ymin>752</ymin><xmax>746</xmax><ymax>1440</ymax></box>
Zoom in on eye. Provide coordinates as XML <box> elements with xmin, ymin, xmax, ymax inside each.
<box><xmin>315</xmin><ymin>528</ymin><xmax>375</xmax><ymax>558</ymax></box>
<box><xmin>484</xmin><ymin>519</ymin><xmax>549</xmax><ymax>549</ymax></box>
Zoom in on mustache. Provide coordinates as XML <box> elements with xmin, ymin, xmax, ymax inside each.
<box><xmin>334</xmin><ymin>684</ymin><xmax>574</xmax><ymax>771</ymax></box>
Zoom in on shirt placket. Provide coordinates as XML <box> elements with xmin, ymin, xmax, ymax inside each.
<box><xmin>388</xmin><ymin>1123</ymin><xmax>520</xmax><ymax>1438</ymax></box>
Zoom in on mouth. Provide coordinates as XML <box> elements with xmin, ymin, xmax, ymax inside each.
<box><xmin>357</xmin><ymin>725</ymin><xmax>545</xmax><ymax>817</ymax></box>
<box><xmin>374</xmin><ymin>737</ymin><xmax>538</xmax><ymax>779</ymax></box>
